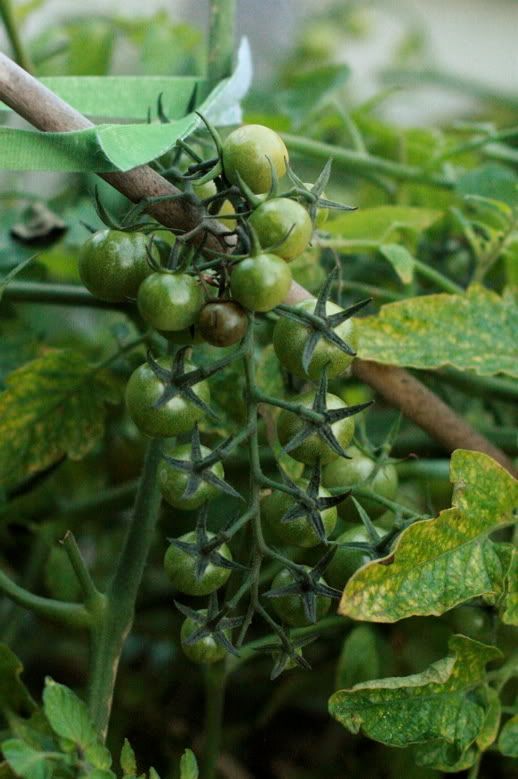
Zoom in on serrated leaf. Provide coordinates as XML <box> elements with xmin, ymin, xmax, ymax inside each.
<box><xmin>179</xmin><ymin>749</ymin><xmax>198</xmax><ymax>779</ymax></box>
<box><xmin>329</xmin><ymin>635</ymin><xmax>501</xmax><ymax>753</ymax></box>
<box><xmin>1</xmin><ymin>741</ymin><xmax>57</xmax><ymax>779</ymax></box>
<box><xmin>0</xmin><ymin>645</ymin><xmax>36</xmax><ymax>717</ymax></box>
<box><xmin>379</xmin><ymin>244</ymin><xmax>415</xmax><ymax>284</ymax></box>
<box><xmin>500</xmin><ymin>548</ymin><xmax>518</xmax><ymax>625</ymax></box>
<box><xmin>356</xmin><ymin>285</ymin><xmax>518</xmax><ymax>377</ymax></box>
<box><xmin>498</xmin><ymin>714</ymin><xmax>518</xmax><ymax>757</ymax></box>
<box><xmin>120</xmin><ymin>740</ymin><xmax>137</xmax><ymax>777</ymax></box>
<box><xmin>327</xmin><ymin>205</ymin><xmax>442</xmax><ymax>240</ymax></box>
<box><xmin>42</xmin><ymin>679</ymin><xmax>111</xmax><ymax>769</ymax></box>
<box><xmin>336</xmin><ymin>626</ymin><xmax>381</xmax><ymax>690</ymax></box>
<box><xmin>339</xmin><ymin>450</ymin><xmax>518</xmax><ymax>622</ymax></box>
<box><xmin>0</xmin><ymin>349</ymin><xmax>119</xmax><ymax>490</ymax></box>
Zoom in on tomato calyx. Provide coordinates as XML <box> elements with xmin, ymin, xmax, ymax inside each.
<box><xmin>255</xmin><ymin>634</ymin><xmax>318</xmax><ymax>680</ymax></box>
<box><xmin>146</xmin><ymin>348</ymin><xmax>218</xmax><ymax>420</ymax></box>
<box><xmin>175</xmin><ymin>591</ymin><xmax>244</xmax><ymax>657</ymax></box>
<box><xmin>264</xmin><ymin>551</ymin><xmax>341</xmax><ymax>624</ymax></box>
<box><xmin>276</xmin><ymin>267</ymin><xmax>371</xmax><ymax>374</ymax></box>
<box><xmin>286</xmin><ymin>160</ymin><xmax>356</xmax><ymax>225</ymax></box>
<box><xmin>161</xmin><ymin>424</ymin><xmax>242</xmax><ymax>501</ymax></box>
<box><xmin>276</xmin><ymin>462</ymin><xmax>350</xmax><ymax>544</ymax></box>
<box><xmin>281</xmin><ymin>368</ymin><xmax>373</xmax><ymax>460</ymax></box>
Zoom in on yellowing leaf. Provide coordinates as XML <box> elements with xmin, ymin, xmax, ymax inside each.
<box><xmin>339</xmin><ymin>450</ymin><xmax>518</xmax><ymax>622</ymax></box>
<box><xmin>0</xmin><ymin>350</ymin><xmax>119</xmax><ymax>490</ymax></box>
<box><xmin>356</xmin><ymin>284</ymin><xmax>518</xmax><ymax>377</ymax></box>
<box><xmin>329</xmin><ymin>635</ymin><xmax>501</xmax><ymax>752</ymax></box>
<box><xmin>500</xmin><ymin>548</ymin><xmax>518</xmax><ymax>626</ymax></box>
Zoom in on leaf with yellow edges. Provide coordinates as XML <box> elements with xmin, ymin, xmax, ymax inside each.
<box><xmin>339</xmin><ymin>450</ymin><xmax>518</xmax><ymax>622</ymax></box>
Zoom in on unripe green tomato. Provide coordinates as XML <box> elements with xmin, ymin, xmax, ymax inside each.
<box><xmin>273</xmin><ymin>299</ymin><xmax>358</xmax><ymax>381</ymax></box>
<box><xmin>193</xmin><ymin>180</ymin><xmax>218</xmax><ymax>199</ymax></box>
<box><xmin>249</xmin><ymin>198</ymin><xmax>313</xmax><ymax>261</ymax></box>
<box><xmin>222</xmin><ymin>124</ymin><xmax>288</xmax><ymax>194</ymax></box>
<box><xmin>198</xmin><ymin>300</ymin><xmax>248</xmax><ymax>347</ymax></box>
<box><xmin>158</xmin><ymin>442</ymin><xmax>224</xmax><ymax>510</ymax></box>
<box><xmin>277</xmin><ymin>392</ymin><xmax>355</xmax><ymax>465</ymax></box>
<box><xmin>164</xmin><ymin>531</ymin><xmax>232</xmax><ymax>596</ymax></box>
<box><xmin>325</xmin><ymin>524</ymin><xmax>381</xmax><ymax>590</ymax></box>
<box><xmin>270</xmin><ymin>567</ymin><xmax>332</xmax><ymax>627</ymax></box>
<box><xmin>78</xmin><ymin>229</ymin><xmax>153</xmax><ymax>302</ymax></box>
<box><xmin>125</xmin><ymin>358</ymin><xmax>210</xmax><ymax>438</ymax></box>
<box><xmin>289</xmin><ymin>250</ymin><xmax>326</xmax><ymax>293</ymax></box>
<box><xmin>323</xmin><ymin>446</ymin><xmax>398</xmax><ymax>519</ymax></box>
<box><xmin>230</xmin><ymin>253</ymin><xmax>292</xmax><ymax>312</ymax></box>
<box><xmin>447</xmin><ymin>607</ymin><xmax>492</xmax><ymax>641</ymax></box>
<box><xmin>261</xmin><ymin>485</ymin><xmax>337</xmax><ymax>548</ymax></box>
<box><xmin>137</xmin><ymin>272</ymin><xmax>204</xmax><ymax>331</ymax></box>
<box><xmin>181</xmin><ymin>610</ymin><xmax>228</xmax><ymax>664</ymax></box>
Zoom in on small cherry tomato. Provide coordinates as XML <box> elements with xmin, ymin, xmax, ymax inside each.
<box><xmin>230</xmin><ymin>253</ymin><xmax>292</xmax><ymax>312</ymax></box>
<box><xmin>78</xmin><ymin>229</ymin><xmax>152</xmax><ymax>302</ymax></box>
<box><xmin>270</xmin><ymin>567</ymin><xmax>332</xmax><ymax>626</ymax></box>
<box><xmin>323</xmin><ymin>446</ymin><xmax>398</xmax><ymax>519</ymax></box>
<box><xmin>222</xmin><ymin>125</ymin><xmax>289</xmax><ymax>194</ymax></box>
<box><xmin>137</xmin><ymin>272</ymin><xmax>204</xmax><ymax>331</ymax></box>
<box><xmin>198</xmin><ymin>300</ymin><xmax>248</xmax><ymax>347</ymax></box>
<box><xmin>324</xmin><ymin>524</ymin><xmax>377</xmax><ymax>590</ymax></box>
<box><xmin>125</xmin><ymin>357</ymin><xmax>210</xmax><ymax>438</ymax></box>
<box><xmin>261</xmin><ymin>486</ymin><xmax>337</xmax><ymax>548</ymax></box>
<box><xmin>158</xmin><ymin>441</ymin><xmax>225</xmax><ymax>510</ymax></box>
<box><xmin>181</xmin><ymin>610</ymin><xmax>228</xmax><ymax>663</ymax></box>
<box><xmin>249</xmin><ymin>198</ymin><xmax>313</xmax><ymax>261</ymax></box>
<box><xmin>164</xmin><ymin>531</ymin><xmax>232</xmax><ymax>596</ymax></box>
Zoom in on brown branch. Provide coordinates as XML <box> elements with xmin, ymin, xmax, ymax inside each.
<box><xmin>0</xmin><ymin>54</ymin><xmax>513</xmax><ymax>475</ymax></box>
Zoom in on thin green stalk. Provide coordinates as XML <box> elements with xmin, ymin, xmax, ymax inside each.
<box><xmin>87</xmin><ymin>439</ymin><xmax>162</xmax><ymax>740</ymax></box>
<box><xmin>201</xmin><ymin>661</ymin><xmax>227</xmax><ymax>779</ymax></box>
<box><xmin>437</xmin><ymin>368</ymin><xmax>518</xmax><ymax>404</ymax></box>
<box><xmin>0</xmin><ymin>567</ymin><xmax>89</xmax><ymax>628</ymax></box>
<box><xmin>3</xmin><ymin>281</ymin><xmax>125</xmax><ymax>308</ymax></box>
<box><xmin>282</xmin><ymin>133</ymin><xmax>455</xmax><ymax>188</ymax></box>
<box><xmin>0</xmin><ymin>0</ymin><xmax>33</xmax><ymax>72</ymax></box>
<box><xmin>395</xmin><ymin>459</ymin><xmax>450</xmax><ymax>481</ymax></box>
<box><xmin>207</xmin><ymin>0</ymin><xmax>236</xmax><ymax>88</ymax></box>
<box><xmin>349</xmin><ymin>485</ymin><xmax>417</xmax><ymax>518</ymax></box>
<box><xmin>62</xmin><ymin>531</ymin><xmax>104</xmax><ymax>609</ymax></box>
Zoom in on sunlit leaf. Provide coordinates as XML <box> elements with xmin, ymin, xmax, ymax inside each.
<box><xmin>339</xmin><ymin>450</ymin><xmax>518</xmax><ymax>622</ymax></box>
<box><xmin>356</xmin><ymin>285</ymin><xmax>518</xmax><ymax>377</ymax></box>
<box><xmin>179</xmin><ymin>749</ymin><xmax>198</xmax><ymax>779</ymax></box>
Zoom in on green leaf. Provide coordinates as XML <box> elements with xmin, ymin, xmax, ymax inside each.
<box><xmin>339</xmin><ymin>450</ymin><xmax>518</xmax><ymax>622</ymax></box>
<box><xmin>327</xmin><ymin>205</ymin><xmax>442</xmax><ymax>241</ymax></box>
<box><xmin>329</xmin><ymin>635</ymin><xmax>501</xmax><ymax>753</ymax></box>
<box><xmin>0</xmin><ymin>349</ymin><xmax>119</xmax><ymax>490</ymax></box>
<box><xmin>475</xmin><ymin>687</ymin><xmax>501</xmax><ymax>751</ymax></box>
<box><xmin>120</xmin><ymin>739</ymin><xmax>137</xmax><ymax>777</ymax></box>
<box><xmin>336</xmin><ymin>625</ymin><xmax>381</xmax><ymax>689</ymax></box>
<box><xmin>379</xmin><ymin>244</ymin><xmax>415</xmax><ymax>284</ymax></box>
<box><xmin>1</xmin><ymin>741</ymin><xmax>57</xmax><ymax>779</ymax></box>
<box><xmin>43</xmin><ymin>679</ymin><xmax>95</xmax><ymax>749</ymax></box>
<box><xmin>356</xmin><ymin>284</ymin><xmax>518</xmax><ymax>377</ymax></box>
<box><xmin>414</xmin><ymin>741</ymin><xmax>478</xmax><ymax>773</ymax></box>
<box><xmin>179</xmin><ymin>749</ymin><xmax>198</xmax><ymax>779</ymax></box>
<box><xmin>0</xmin><ymin>645</ymin><xmax>35</xmax><ymax>717</ymax></box>
<box><xmin>500</xmin><ymin>548</ymin><xmax>518</xmax><ymax>625</ymax></box>
<box><xmin>456</xmin><ymin>164</ymin><xmax>518</xmax><ymax>207</ymax></box>
<box><xmin>498</xmin><ymin>714</ymin><xmax>518</xmax><ymax>757</ymax></box>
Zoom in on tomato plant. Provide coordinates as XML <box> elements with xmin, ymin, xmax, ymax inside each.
<box><xmin>0</xmin><ymin>2</ymin><xmax>517</xmax><ymax>779</ymax></box>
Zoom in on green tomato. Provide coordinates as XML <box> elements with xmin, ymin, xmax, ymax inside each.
<box><xmin>78</xmin><ymin>229</ymin><xmax>152</xmax><ymax>302</ymax></box>
<box><xmin>277</xmin><ymin>392</ymin><xmax>355</xmax><ymax>465</ymax></box>
<box><xmin>323</xmin><ymin>446</ymin><xmax>398</xmax><ymax>519</ymax></box>
<box><xmin>164</xmin><ymin>531</ymin><xmax>232</xmax><ymax>596</ymax></box>
<box><xmin>261</xmin><ymin>486</ymin><xmax>337</xmax><ymax>548</ymax></box>
<box><xmin>289</xmin><ymin>250</ymin><xmax>326</xmax><ymax>294</ymax></box>
<box><xmin>125</xmin><ymin>357</ymin><xmax>210</xmax><ymax>438</ymax></box>
<box><xmin>222</xmin><ymin>124</ymin><xmax>288</xmax><ymax>194</ymax></box>
<box><xmin>137</xmin><ymin>272</ymin><xmax>204</xmax><ymax>331</ymax></box>
<box><xmin>158</xmin><ymin>442</ymin><xmax>225</xmax><ymax>510</ymax></box>
<box><xmin>193</xmin><ymin>180</ymin><xmax>218</xmax><ymax>199</ymax></box>
<box><xmin>270</xmin><ymin>567</ymin><xmax>332</xmax><ymax>627</ymax></box>
<box><xmin>181</xmin><ymin>610</ymin><xmax>228</xmax><ymax>664</ymax></box>
<box><xmin>198</xmin><ymin>301</ymin><xmax>248</xmax><ymax>347</ymax></box>
<box><xmin>447</xmin><ymin>607</ymin><xmax>492</xmax><ymax>641</ymax></box>
<box><xmin>230</xmin><ymin>253</ymin><xmax>292</xmax><ymax>312</ymax></box>
<box><xmin>249</xmin><ymin>198</ymin><xmax>312</xmax><ymax>261</ymax></box>
<box><xmin>325</xmin><ymin>524</ymin><xmax>380</xmax><ymax>590</ymax></box>
<box><xmin>273</xmin><ymin>299</ymin><xmax>358</xmax><ymax>380</ymax></box>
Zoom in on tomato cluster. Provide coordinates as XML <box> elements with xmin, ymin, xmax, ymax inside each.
<box><xmin>78</xmin><ymin>121</ymin><xmax>399</xmax><ymax>667</ymax></box>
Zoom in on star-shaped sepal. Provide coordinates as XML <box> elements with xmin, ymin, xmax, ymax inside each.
<box><xmin>175</xmin><ymin>591</ymin><xmax>244</xmax><ymax>657</ymax></box>
<box><xmin>147</xmin><ymin>347</ymin><xmax>218</xmax><ymax>420</ymax></box>
<box><xmin>275</xmin><ymin>267</ymin><xmax>371</xmax><ymax>374</ymax></box>
<box><xmin>264</xmin><ymin>549</ymin><xmax>342</xmax><ymax>624</ymax></box>
<box><xmin>277</xmin><ymin>462</ymin><xmax>350</xmax><ymax>544</ymax></box>
<box><xmin>287</xmin><ymin>159</ymin><xmax>356</xmax><ymax>224</ymax></box>
<box><xmin>256</xmin><ymin>634</ymin><xmax>319</xmax><ymax>680</ymax></box>
<box><xmin>281</xmin><ymin>367</ymin><xmax>374</xmax><ymax>460</ymax></box>
<box><xmin>168</xmin><ymin>504</ymin><xmax>247</xmax><ymax>582</ymax></box>
<box><xmin>162</xmin><ymin>424</ymin><xmax>243</xmax><ymax>502</ymax></box>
